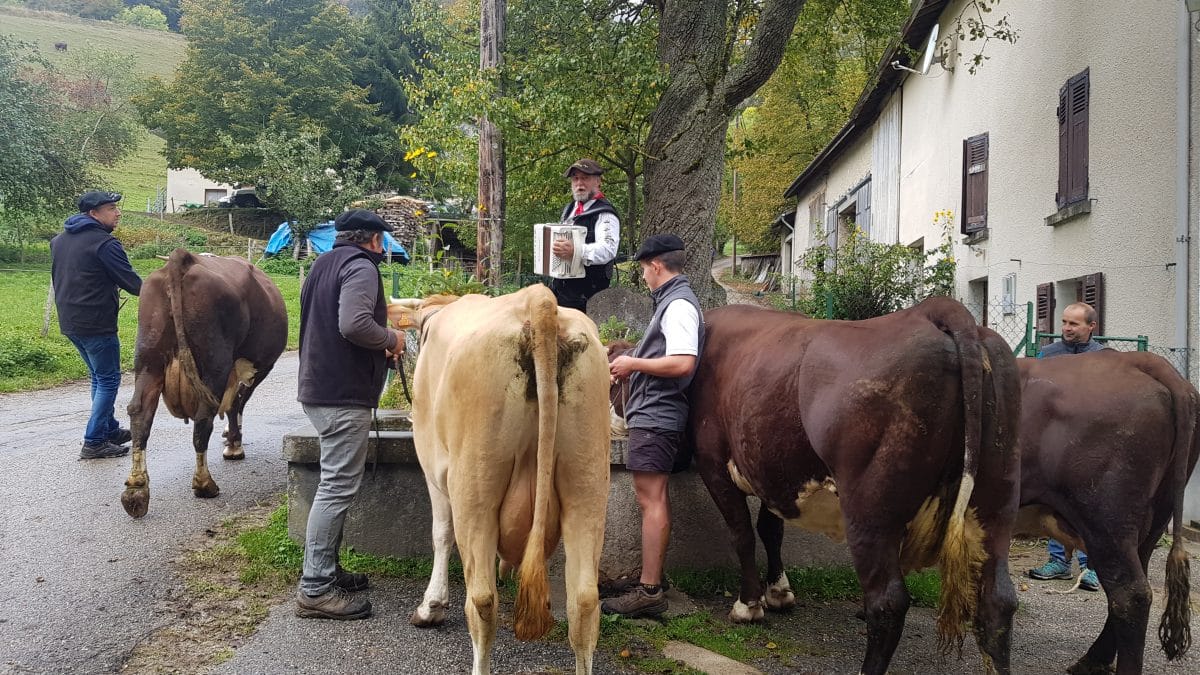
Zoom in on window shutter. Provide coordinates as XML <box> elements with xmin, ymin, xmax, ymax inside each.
<box><xmin>1036</xmin><ymin>282</ymin><xmax>1056</xmax><ymax>338</ymax></box>
<box><xmin>855</xmin><ymin>182</ymin><xmax>871</xmax><ymax>239</ymax></box>
<box><xmin>962</xmin><ymin>133</ymin><xmax>989</xmax><ymax>234</ymax></box>
<box><xmin>824</xmin><ymin>205</ymin><xmax>839</xmax><ymax>272</ymax></box>
<box><xmin>808</xmin><ymin>191</ymin><xmax>824</xmax><ymax>242</ymax></box>
<box><xmin>1067</xmin><ymin>70</ymin><xmax>1089</xmax><ymax>205</ymax></box>
<box><xmin>1080</xmin><ymin>272</ymin><xmax>1104</xmax><ymax>335</ymax></box>
<box><xmin>1057</xmin><ymin>69</ymin><xmax>1089</xmax><ymax>209</ymax></box>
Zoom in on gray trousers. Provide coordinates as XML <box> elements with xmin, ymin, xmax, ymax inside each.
<box><xmin>300</xmin><ymin>404</ymin><xmax>372</xmax><ymax>596</ymax></box>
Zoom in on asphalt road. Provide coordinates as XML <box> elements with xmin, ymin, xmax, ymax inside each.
<box><xmin>0</xmin><ymin>352</ymin><xmax>305</xmax><ymax>674</ymax></box>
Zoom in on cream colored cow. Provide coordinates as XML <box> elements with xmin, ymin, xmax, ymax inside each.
<box><xmin>389</xmin><ymin>284</ymin><xmax>610</xmax><ymax>675</ymax></box>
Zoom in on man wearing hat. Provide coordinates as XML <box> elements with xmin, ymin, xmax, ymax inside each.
<box><xmin>551</xmin><ymin>158</ymin><xmax>620</xmax><ymax>312</ymax></box>
<box><xmin>50</xmin><ymin>191</ymin><xmax>143</xmax><ymax>460</ymax></box>
<box><xmin>295</xmin><ymin>209</ymin><xmax>404</xmax><ymax>620</ymax></box>
<box><xmin>603</xmin><ymin>234</ymin><xmax>704</xmax><ymax>618</ymax></box>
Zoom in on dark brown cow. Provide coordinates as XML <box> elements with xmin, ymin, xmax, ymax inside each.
<box><xmin>1015</xmin><ymin>351</ymin><xmax>1197</xmax><ymax>673</ymax></box>
<box><xmin>687</xmin><ymin>298</ymin><xmax>1021</xmax><ymax>674</ymax></box>
<box><xmin>121</xmin><ymin>249</ymin><xmax>287</xmax><ymax>518</ymax></box>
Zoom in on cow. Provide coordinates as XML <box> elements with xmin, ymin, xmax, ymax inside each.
<box><xmin>121</xmin><ymin>249</ymin><xmax>287</xmax><ymax>518</ymax></box>
<box><xmin>1015</xmin><ymin>350</ymin><xmax>1197</xmax><ymax>674</ymax></box>
<box><xmin>685</xmin><ymin>298</ymin><xmax>1021</xmax><ymax>675</ymax></box>
<box><xmin>54</xmin><ymin>42</ymin><xmax>67</xmax><ymax>52</ymax></box>
<box><xmin>388</xmin><ymin>284</ymin><xmax>611</xmax><ymax>675</ymax></box>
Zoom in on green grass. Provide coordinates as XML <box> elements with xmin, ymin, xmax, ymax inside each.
<box><xmin>0</xmin><ymin>7</ymin><xmax>184</xmax><ymax>79</ymax></box>
<box><xmin>96</xmin><ymin>129</ymin><xmax>167</xmax><ymax>212</ymax></box>
<box><xmin>669</xmin><ymin>564</ymin><xmax>941</xmax><ymax>608</ymax></box>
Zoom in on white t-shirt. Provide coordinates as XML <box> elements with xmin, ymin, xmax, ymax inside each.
<box><xmin>660</xmin><ymin>299</ymin><xmax>700</xmax><ymax>356</ymax></box>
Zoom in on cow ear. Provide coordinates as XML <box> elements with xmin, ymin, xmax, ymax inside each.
<box><xmin>387</xmin><ymin>300</ymin><xmax>421</xmax><ymax>330</ymax></box>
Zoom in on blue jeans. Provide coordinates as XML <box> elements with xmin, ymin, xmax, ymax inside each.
<box><xmin>299</xmin><ymin>404</ymin><xmax>372</xmax><ymax>596</ymax></box>
<box><xmin>1047</xmin><ymin>538</ymin><xmax>1089</xmax><ymax>568</ymax></box>
<box><xmin>66</xmin><ymin>333</ymin><xmax>122</xmax><ymax>445</ymax></box>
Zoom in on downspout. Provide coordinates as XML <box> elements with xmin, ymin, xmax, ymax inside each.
<box><xmin>1176</xmin><ymin>1</ymin><xmax>1192</xmax><ymax>379</ymax></box>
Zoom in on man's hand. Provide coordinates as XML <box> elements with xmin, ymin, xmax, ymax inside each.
<box><xmin>609</xmin><ymin>355</ymin><xmax>636</xmax><ymax>382</ymax></box>
<box><xmin>385</xmin><ymin>328</ymin><xmax>405</xmax><ymax>359</ymax></box>
<box><xmin>552</xmin><ymin>238</ymin><xmax>575</xmax><ymax>260</ymax></box>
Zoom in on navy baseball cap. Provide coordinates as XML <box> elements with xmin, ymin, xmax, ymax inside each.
<box><xmin>78</xmin><ymin>191</ymin><xmax>122</xmax><ymax>212</ymax></box>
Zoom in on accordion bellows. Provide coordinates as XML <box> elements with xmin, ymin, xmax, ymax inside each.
<box><xmin>533</xmin><ymin>223</ymin><xmax>587</xmax><ymax>279</ymax></box>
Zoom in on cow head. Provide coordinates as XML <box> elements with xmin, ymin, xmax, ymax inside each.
<box><xmin>606</xmin><ymin>340</ymin><xmax>635</xmax><ymax>437</ymax></box>
<box><xmin>388</xmin><ymin>294</ymin><xmax>462</xmax><ymax>332</ymax></box>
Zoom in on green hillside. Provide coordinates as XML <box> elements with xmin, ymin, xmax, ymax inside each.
<box><xmin>97</xmin><ymin>129</ymin><xmax>167</xmax><ymax>212</ymax></box>
<box><xmin>0</xmin><ymin>7</ymin><xmax>185</xmax><ymax>79</ymax></box>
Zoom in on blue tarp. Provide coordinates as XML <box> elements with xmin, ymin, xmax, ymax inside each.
<box><xmin>264</xmin><ymin>221</ymin><xmax>410</xmax><ymax>263</ymax></box>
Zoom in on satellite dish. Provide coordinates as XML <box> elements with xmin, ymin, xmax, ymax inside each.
<box><xmin>919</xmin><ymin>24</ymin><xmax>940</xmax><ymax>75</ymax></box>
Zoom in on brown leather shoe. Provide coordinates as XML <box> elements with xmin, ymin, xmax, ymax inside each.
<box><xmin>601</xmin><ymin>585</ymin><xmax>667</xmax><ymax>619</ymax></box>
<box><xmin>334</xmin><ymin>568</ymin><xmax>369</xmax><ymax>592</ymax></box>
<box><xmin>295</xmin><ymin>587</ymin><xmax>372</xmax><ymax>620</ymax></box>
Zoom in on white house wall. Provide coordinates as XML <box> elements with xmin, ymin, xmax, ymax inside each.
<box><xmin>899</xmin><ymin>0</ymin><xmax>1183</xmax><ymax>352</ymax></box>
<box><xmin>789</xmin><ymin>130</ymin><xmax>875</xmax><ymax>260</ymax></box>
<box><xmin>165</xmin><ymin>168</ymin><xmax>232</xmax><ymax>213</ymax></box>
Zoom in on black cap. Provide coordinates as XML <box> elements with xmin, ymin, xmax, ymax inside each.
<box><xmin>633</xmin><ymin>234</ymin><xmax>686</xmax><ymax>261</ymax></box>
<box><xmin>78</xmin><ymin>191</ymin><xmax>122</xmax><ymax>212</ymax></box>
<box><xmin>563</xmin><ymin>158</ymin><xmax>604</xmax><ymax>178</ymax></box>
<box><xmin>334</xmin><ymin>209</ymin><xmax>393</xmax><ymax>232</ymax></box>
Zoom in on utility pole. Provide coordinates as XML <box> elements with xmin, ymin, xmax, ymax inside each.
<box><xmin>477</xmin><ymin>0</ymin><xmax>506</xmax><ymax>287</ymax></box>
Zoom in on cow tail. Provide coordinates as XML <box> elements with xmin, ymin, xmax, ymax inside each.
<box><xmin>513</xmin><ymin>288</ymin><xmax>559</xmax><ymax>641</ymax></box>
<box><xmin>1157</xmin><ymin>360</ymin><xmax>1195</xmax><ymax>660</ymax></box>
<box><xmin>934</xmin><ymin>304</ymin><xmax>988</xmax><ymax>656</ymax></box>
<box><xmin>165</xmin><ymin>249</ymin><xmax>218</xmax><ymax>422</ymax></box>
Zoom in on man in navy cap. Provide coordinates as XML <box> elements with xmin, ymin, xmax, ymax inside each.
<box><xmin>50</xmin><ymin>191</ymin><xmax>142</xmax><ymax>459</ymax></box>
<box><xmin>603</xmin><ymin>233</ymin><xmax>703</xmax><ymax>618</ymax></box>
<box><xmin>295</xmin><ymin>209</ymin><xmax>404</xmax><ymax>620</ymax></box>
<box><xmin>551</xmin><ymin>158</ymin><xmax>620</xmax><ymax>312</ymax></box>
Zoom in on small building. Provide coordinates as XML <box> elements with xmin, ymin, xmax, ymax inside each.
<box><xmin>165</xmin><ymin>168</ymin><xmax>232</xmax><ymax>212</ymax></box>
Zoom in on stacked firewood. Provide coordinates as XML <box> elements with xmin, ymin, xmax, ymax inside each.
<box><xmin>370</xmin><ymin>196</ymin><xmax>430</xmax><ymax>253</ymax></box>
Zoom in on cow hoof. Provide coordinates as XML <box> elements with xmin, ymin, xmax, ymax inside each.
<box><xmin>410</xmin><ymin>601</ymin><xmax>447</xmax><ymax>627</ymax></box>
<box><xmin>222</xmin><ymin>445</ymin><xmax>245</xmax><ymax>460</ymax></box>
<box><xmin>729</xmin><ymin>599</ymin><xmax>765</xmax><ymax>623</ymax></box>
<box><xmin>192</xmin><ymin>483</ymin><xmax>220</xmax><ymax>499</ymax></box>
<box><xmin>1067</xmin><ymin>658</ymin><xmax>1115</xmax><ymax>675</ymax></box>
<box><xmin>765</xmin><ymin>587</ymin><xmax>795</xmax><ymax>611</ymax></box>
<box><xmin>121</xmin><ymin>487</ymin><xmax>149</xmax><ymax>518</ymax></box>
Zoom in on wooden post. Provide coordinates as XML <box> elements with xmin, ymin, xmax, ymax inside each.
<box><xmin>246</xmin><ymin>238</ymin><xmax>253</xmax><ymax>261</ymax></box>
<box><xmin>477</xmin><ymin>0</ymin><xmax>506</xmax><ymax>287</ymax></box>
<box><xmin>42</xmin><ymin>281</ymin><xmax>54</xmax><ymax>337</ymax></box>
<box><xmin>228</xmin><ymin>211</ymin><xmax>234</xmax><ymax>235</ymax></box>
<box><xmin>299</xmin><ymin>264</ymin><xmax>305</xmax><ymax>285</ymax></box>
<box><xmin>731</xmin><ymin>168</ymin><xmax>739</xmax><ymax>276</ymax></box>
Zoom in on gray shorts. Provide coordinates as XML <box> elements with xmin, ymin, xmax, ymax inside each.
<box><xmin>627</xmin><ymin>427</ymin><xmax>683</xmax><ymax>473</ymax></box>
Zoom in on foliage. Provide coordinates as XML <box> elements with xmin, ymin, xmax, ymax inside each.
<box><xmin>943</xmin><ymin>0</ymin><xmax>1020</xmax><ymax>75</ymax></box>
<box><xmin>23</xmin><ymin>0</ymin><xmax>123</xmax><ymax>20</ymax></box>
<box><xmin>596</xmin><ymin>316</ymin><xmax>643</xmax><ymax>345</ymax></box>
<box><xmin>113</xmin><ymin>4</ymin><xmax>168</xmax><ymax>30</ymax></box>
<box><xmin>798</xmin><ymin>216</ymin><xmax>956</xmax><ymax>320</ymax></box>
<box><xmin>136</xmin><ymin>0</ymin><xmax>391</xmax><ymax>184</ymax></box>
<box><xmin>719</xmin><ymin>0</ymin><xmax>910</xmax><ymax>252</ymax></box>
<box><xmin>250</xmin><ymin>128</ymin><xmax>377</xmax><ymax>253</ymax></box>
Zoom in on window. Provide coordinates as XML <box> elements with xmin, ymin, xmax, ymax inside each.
<box><xmin>1038</xmin><ymin>272</ymin><xmax>1104</xmax><ymax>338</ymax></box>
<box><xmin>1036</xmin><ymin>282</ymin><xmax>1056</xmax><ymax>340</ymax></box>
<box><xmin>961</xmin><ymin>133</ymin><xmax>988</xmax><ymax>234</ymax></box>
<box><xmin>1057</xmin><ymin>69</ymin><xmax>1090</xmax><ymax>209</ymax></box>
<box><xmin>1076</xmin><ymin>272</ymin><xmax>1104</xmax><ymax>335</ymax></box>
<box><xmin>808</xmin><ymin>190</ymin><xmax>825</xmax><ymax>243</ymax></box>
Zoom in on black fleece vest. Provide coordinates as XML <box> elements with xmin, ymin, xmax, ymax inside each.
<box><xmin>297</xmin><ymin>243</ymin><xmax>388</xmax><ymax>407</ymax></box>
<box><xmin>50</xmin><ymin>226</ymin><xmax>121</xmax><ymax>335</ymax></box>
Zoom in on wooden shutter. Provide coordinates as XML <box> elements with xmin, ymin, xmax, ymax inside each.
<box><xmin>808</xmin><ymin>191</ymin><xmax>824</xmax><ymax>241</ymax></box>
<box><xmin>1057</xmin><ymin>69</ymin><xmax>1089</xmax><ymax>209</ymax></box>
<box><xmin>824</xmin><ymin>204</ymin><xmax>839</xmax><ymax>272</ymax></box>
<box><xmin>1036</xmin><ymin>282</ymin><xmax>1056</xmax><ymax>338</ymax></box>
<box><xmin>855</xmin><ymin>182</ymin><xmax>871</xmax><ymax>239</ymax></box>
<box><xmin>1079</xmin><ymin>272</ymin><xmax>1104</xmax><ymax>335</ymax></box>
<box><xmin>962</xmin><ymin>133</ymin><xmax>989</xmax><ymax>234</ymax></box>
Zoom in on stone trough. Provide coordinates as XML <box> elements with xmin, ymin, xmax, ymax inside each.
<box><xmin>285</xmin><ymin>411</ymin><xmax>850</xmax><ymax>576</ymax></box>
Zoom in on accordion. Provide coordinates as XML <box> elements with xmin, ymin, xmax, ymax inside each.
<box><xmin>533</xmin><ymin>223</ymin><xmax>587</xmax><ymax>279</ymax></box>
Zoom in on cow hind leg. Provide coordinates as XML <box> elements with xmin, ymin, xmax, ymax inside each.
<box><xmin>191</xmin><ymin>417</ymin><xmax>220</xmax><ymax>498</ymax></box>
<box><xmin>850</xmin><ymin>534</ymin><xmax>910</xmax><ymax>675</ymax></box>
<box><xmin>1070</xmin><ymin>545</ymin><xmax>1151</xmax><ymax>675</ymax></box>
<box><xmin>697</xmin><ymin>460</ymin><xmax>765</xmax><ymax>622</ymax></box>
<box><xmin>560</xmin><ymin>486</ymin><xmax>604</xmax><ymax>675</ymax></box>
<box><xmin>411</xmin><ymin>478</ymin><xmax>454</xmax><ymax>627</ymax></box>
<box><xmin>222</xmin><ymin>377</ymin><xmax>262</xmax><ymax>460</ymax></box>
<box><xmin>460</xmin><ymin>529</ymin><xmax>499</xmax><ymax>675</ymax></box>
<box><xmin>756</xmin><ymin>504</ymin><xmax>794</xmax><ymax>611</ymax></box>
<box><xmin>973</xmin><ymin>521</ymin><xmax>1018</xmax><ymax>675</ymax></box>
<box><xmin>122</xmin><ymin>369</ymin><xmax>164</xmax><ymax>518</ymax></box>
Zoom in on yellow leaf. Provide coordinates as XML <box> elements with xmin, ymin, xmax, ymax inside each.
<box><xmin>619</xmin><ymin>648</ymin><xmax>631</xmax><ymax>658</ymax></box>
<box><xmin>766</xmin><ymin>642</ymin><xmax>778</xmax><ymax>650</ymax></box>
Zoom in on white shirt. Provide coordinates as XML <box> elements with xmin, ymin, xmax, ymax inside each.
<box><xmin>565</xmin><ymin>200</ymin><xmax>620</xmax><ymax>266</ymax></box>
<box><xmin>661</xmin><ymin>299</ymin><xmax>700</xmax><ymax>356</ymax></box>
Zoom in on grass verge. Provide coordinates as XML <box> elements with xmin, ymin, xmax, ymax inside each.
<box><xmin>670</xmin><ymin>564</ymin><xmax>941</xmax><ymax>608</ymax></box>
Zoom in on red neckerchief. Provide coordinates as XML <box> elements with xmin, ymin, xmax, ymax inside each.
<box><xmin>575</xmin><ymin>191</ymin><xmax>605</xmax><ymax>216</ymax></box>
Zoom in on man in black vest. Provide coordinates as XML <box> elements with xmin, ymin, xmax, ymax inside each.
<box><xmin>50</xmin><ymin>191</ymin><xmax>142</xmax><ymax>460</ymax></box>
<box><xmin>551</xmin><ymin>158</ymin><xmax>620</xmax><ymax>313</ymax></box>
<box><xmin>602</xmin><ymin>234</ymin><xmax>704</xmax><ymax>618</ymax></box>
<box><xmin>295</xmin><ymin>209</ymin><xmax>403</xmax><ymax>620</ymax></box>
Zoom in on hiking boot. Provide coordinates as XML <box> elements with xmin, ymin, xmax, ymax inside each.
<box><xmin>334</xmin><ymin>568</ymin><xmax>369</xmax><ymax>592</ymax></box>
<box><xmin>601</xmin><ymin>585</ymin><xmax>667</xmax><ymax>619</ymax></box>
<box><xmin>599</xmin><ymin>574</ymin><xmax>670</xmax><ymax>598</ymax></box>
<box><xmin>295</xmin><ymin>587</ymin><xmax>372</xmax><ymax>620</ymax></box>
<box><xmin>1028</xmin><ymin>559</ymin><xmax>1073</xmax><ymax>580</ymax></box>
<box><xmin>80</xmin><ymin>440</ymin><xmax>130</xmax><ymax>460</ymax></box>
<box><xmin>1079</xmin><ymin>567</ymin><xmax>1101</xmax><ymax>592</ymax></box>
<box><xmin>108</xmin><ymin>428</ymin><xmax>132</xmax><ymax>445</ymax></box>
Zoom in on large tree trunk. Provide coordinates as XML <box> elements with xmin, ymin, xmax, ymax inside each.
<box><xmin>642</xmin><ymin>0</ymin><xmax>806</xmax><ymax>307</ymax></box>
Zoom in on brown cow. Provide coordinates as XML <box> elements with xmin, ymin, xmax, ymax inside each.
<box><xmin>687</xmin><ymin>298</ymin><xmax>1021</xmax><ymax>674</ymax></box>
<box><xmin>121</xmin><ymin>249</ymin><xmax>287</xmax><ymax>518</ymax></box>
<box><xmin>1015</xmin><ymin>351</ymin><xmax>1197</xmax><ymax>673</ymax></box>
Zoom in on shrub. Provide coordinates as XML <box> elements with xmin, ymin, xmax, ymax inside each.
<box><xmin>597</xmin><ymin>316</ymin><xmax>643</xmax><ymax>345</ymax></box>
<box><xmin>129</xmin><ymin>243</ymin><xmax>175</xmax><ymax>259</ymax></box>
<box><xmin>0</xmin><ymin>332</ymin><xmax>60</xmax><ymax>377</ymax></box>
<box><xmin>256</xmin><ymin>255</ymin><xmax>310</xmax><ymax>277</ymax></box>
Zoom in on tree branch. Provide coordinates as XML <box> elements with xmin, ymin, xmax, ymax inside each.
<box><xmin>721</xmin><ymin>0</ymin><xmax>807</xmax><ymax>114</ymax></box>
